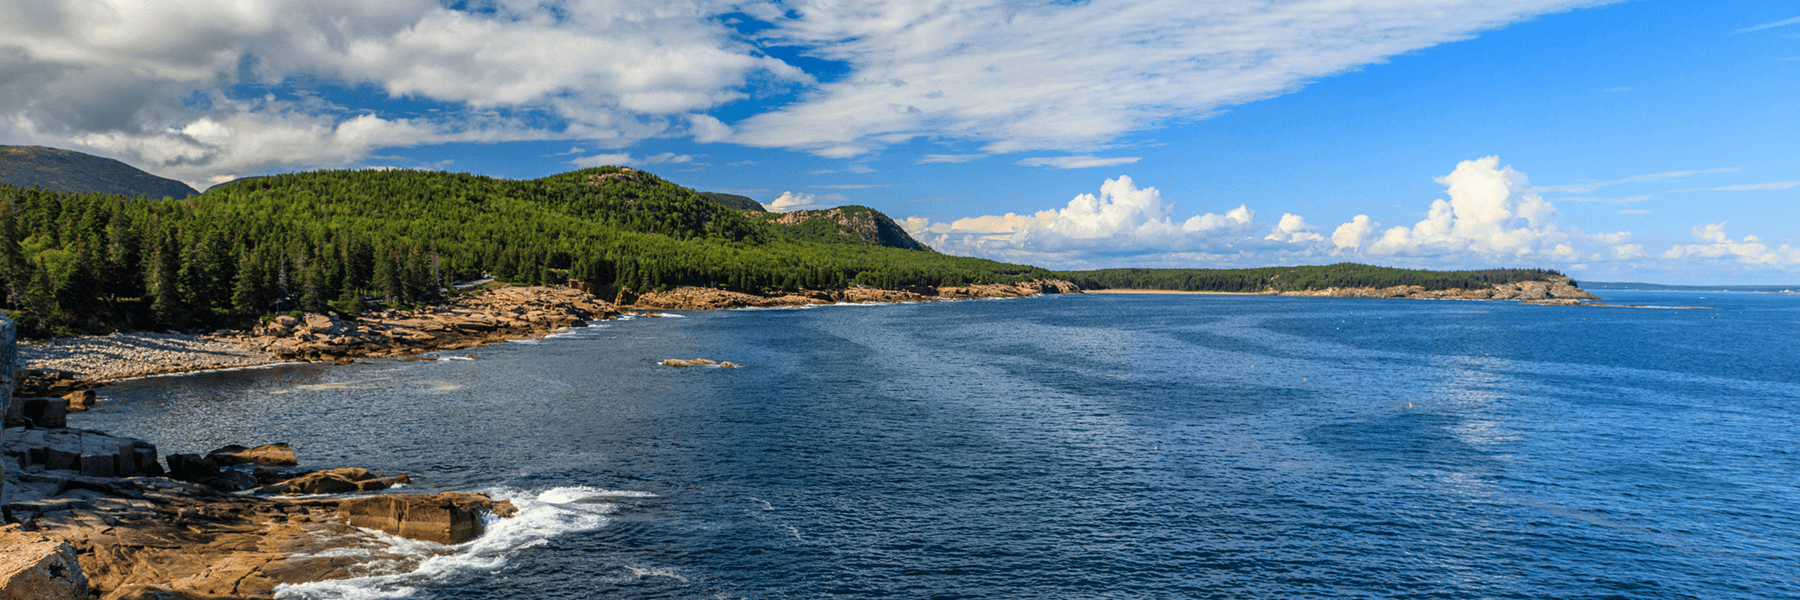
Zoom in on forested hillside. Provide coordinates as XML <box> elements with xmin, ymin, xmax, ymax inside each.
<box><xmin>1</xmin><ymin>145</ymin><xmax>199</xmax><ymax>199</ymax></box>
<box><xmin>1054</xmin><ymin>264</ymin><xmax>1569</xmax><ymax>293</ymax></box>
<box><xmin>0</xmin><ymin>167</ymin><xmax>1047</xmax><ymax>337</ymax></box>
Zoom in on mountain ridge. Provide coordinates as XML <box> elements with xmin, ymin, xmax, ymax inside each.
<box><xmin>0</xmin><ymin>146</ymin><xmax>199</xmax><ymax>199</ymax></box>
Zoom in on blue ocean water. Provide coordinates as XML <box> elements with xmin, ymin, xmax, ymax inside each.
<box><xmin>82</xmin><ymin>291</ymin><xmax>1800</xmax><ymax>599</ymax></box>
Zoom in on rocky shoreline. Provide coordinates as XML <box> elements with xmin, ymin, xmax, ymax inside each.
<box><xmin>1263</xmin><ymin>275</ymin><xmax>1599</xmax><ymax>304</ymax></box>
<box><xmin>617</xmin><ymin>279</ymin><xmax>1082</xmax><ymax>310</ymax></box>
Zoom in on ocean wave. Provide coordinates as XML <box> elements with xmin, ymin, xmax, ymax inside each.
<box><xmin>273</xmin><ymin>486</ymin><xmax>637</xmax><ymax>599</ymax></box>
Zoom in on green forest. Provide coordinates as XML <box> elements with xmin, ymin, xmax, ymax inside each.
<box><xmin>0</xmin><ymin>167</ymin><xmax>1048</xmax><ymax>337</ymax></box>
<box><xmin>1052</xmin><ymin>264</ymin><xmax>1568</xmax><ymax>293</ymax></box>
<box><xmin>0</xmin><ymin>165</ymin><xmax>1575</xmax><ymax>339</ymax></box>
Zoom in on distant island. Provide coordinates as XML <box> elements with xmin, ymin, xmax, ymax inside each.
<box><xmin>0</xmin><ymin>147</ymin><xmax>1601</xmax><ymax>338</ymax></box>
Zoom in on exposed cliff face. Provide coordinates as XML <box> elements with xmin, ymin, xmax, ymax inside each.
<box><xmin>1270</xmin><ymin>275</ymin><xmax>1600</xmax><ymax>303</ymax></box>
<box><xmin>753</xmin><ymin>205</ymin><xmax>936</xmax><ymax>252</ymax></box>
<box><xmin>623</xmin><ymin>279</ymin><xmax>1080</xmax><ymax>310</ymax></box>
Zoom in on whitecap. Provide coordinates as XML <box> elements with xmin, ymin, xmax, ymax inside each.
<box><xmin>274</xmin><ymin>486</ymin><xmax>634</xmax><ymax>599</ymax></box>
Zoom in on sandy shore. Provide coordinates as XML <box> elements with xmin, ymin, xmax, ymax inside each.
<box><xmin>18</xmin><ymin>331</ymin><xmax>280</xmax><ymax>381</ymax></box>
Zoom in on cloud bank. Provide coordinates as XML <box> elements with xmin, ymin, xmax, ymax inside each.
<box><xmin>0</xmin><ymin>0</ymin><xmax>1610</xmax><ymax>185</ymax></box>
<box><xmin>904</xmin><ymin>156</ymin><xmax>1725</xmax><ymax>272</ymax></box>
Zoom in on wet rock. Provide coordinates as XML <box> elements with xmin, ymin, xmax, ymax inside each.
<box><xmin>207</xmin><ymin>443</ymin><xmax>298</xmax><ymax>467</ymax></box>
<box><xmin>0</xmin><ymin>525</ymin><xmax>87</xmax><ymax>600</ymax></box>
<box><xmin>660</xmin><ymin>358</ymin><xmax>718</xmax><ymax>368</ymax></box>
<box><xmin>256</xmin><ymin>468</ymin><xmax>411</xmax><ymax>496</ymax></box>
<box><xmin>60</xmin><ymin>391</ymin><xmax>95</xmax><ymax>414</ymax></box>
<box><xmin>17</xmin><ymin>398</ymin><xmax>67</xmax><ymax>429</ymax></box>
<box><xmin>334</xmin><ymin>492</ymin><xmax>517</xmax><ymax>544</ymax></box>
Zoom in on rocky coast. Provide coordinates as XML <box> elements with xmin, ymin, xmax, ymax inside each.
<box><xmin>1267</xmin><ymin>275</ymin><xmax>1600</xmax><ymax>304</ymax></box>
<box><xmin>617</xmin><ymin>278</ymin><xmax>1082</xmax><ymax>310</ymax></box>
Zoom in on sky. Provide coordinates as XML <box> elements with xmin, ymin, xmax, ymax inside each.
<box><xmin>1</xmin><ymin>0</ymin><xmax>1795</xmax><ymax>284</ymax></box>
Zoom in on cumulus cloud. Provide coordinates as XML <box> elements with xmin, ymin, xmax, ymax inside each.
<box><xmin>1266</xmin><ymin>213</ymin><xmax>1325</xmax><ymax>243</ymax></box>
<box><xmin>1330</xmin><ymin>156</ymin><xmax>1608</xmax><ymax>259</ymax></box>
<box><xmin>1016</xmin><ymin>156</ymin><xmax>1143</xmax><ymax>169</ymax></box>
<box><xmin>1661</xmin><ymin>223</ymin><xmax>1800</xmax><ymax>266</ymax></box>
<box><xmin>904</xmin><ymin>175</ymin><xmax>1271</xmax><ymax>265</ymax></box>
<box><xmin>764</xmin><ymin>191</ymin><xmax>845</xmax><ymax>212</ymax></box>
<box><xmin>732</xmin><ymin>0</ymin><xmax>1611</xmax><ymax>157</ymax></box>
<box><xmin>0</xmin><ymin>0</ymin><xmax>804</xmax><ymax>185</ymax></box>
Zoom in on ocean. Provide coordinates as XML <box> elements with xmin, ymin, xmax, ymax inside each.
<box><xmin>82</xmin><ymin>290</ymin><xmax>1800</xmax><ymax>599</ymax></box>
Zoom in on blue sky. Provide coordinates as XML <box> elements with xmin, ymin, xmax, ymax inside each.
<box><xmin>2</xmin><ymin>0</ymin><xmax>1795</xmax><ymax>283</ymax></box>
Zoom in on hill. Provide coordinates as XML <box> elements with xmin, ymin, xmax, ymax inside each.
<box><xmin>697</xmin><ymin>192</ymin><xmax>766</xmax><ymax>212</ymax></box>
<box><xmin>748</xmin><ymin>205</ymin><xmax>935</xmax><ymax>252</ymax></box>
<box><xmin>0</xmin><ymin>166</ymin><xmax>1044</xmax><ymax>336</ymax></box>
<box><xmin>0</xmin><ymin>146</ymin><xmax>199</xmax><ymax>199</ymax></box>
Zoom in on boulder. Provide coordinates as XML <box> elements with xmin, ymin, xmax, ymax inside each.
<box><xmin>164</xmin><ymin>453</ymin><xmax>252</xmax><ymax>491</ymax></box>
<box><xmin>60</xmin><ymin>391</ymin><xmax>95</xmax><ymax>414</ymax></box>
<box><xmin>335</xmin><ymin>492</ymin><xmax>517</xmax><ymax>544</ymax></box>
<box><xmin>257</xmin><ymin>468</ymin><xmax>411</xmax><ymax>496</ymax></box>
<box><xmin>207</xmin><ymin>443</ymin><xmax>298</xmax><ymax>467</ymax></box>
<box><xmin>660</xmin><ymin>358</ymin><xmax>718</xmax><ymax>368</ymax></box>
<box><xmin>0</xmin><ymin>525</ymin><xmax>87</xmax><ymax>600</ymax></box>
<box><xmin>17</xmin><ymin>398</ymin><xmax>66</xmax><ymax>429</ymax></box>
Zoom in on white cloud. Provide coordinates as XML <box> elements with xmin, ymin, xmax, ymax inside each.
<box><xmin>917</xmin><ymin>154</ymin><xmax>985</xmax><ymax>164</ymax></box>
<box><xmin>765</xmin><ymin>191</ymin><xmax>846</xmax><ymax>212</ymax></box>
<box><xmin>732</xmin><ymin>0</ymin><xmax>1612</xmax><ymax>157</ymax></box>
<box><xmin>904</xmin><ymin>175</ymin><xmax>1270</xmax><ymax>265</ymax></box>
<box><xmin>1017</xmin><ymin>156</ymin><xmax>1143</xmax><ymax>169</ymax></box>
<box><xmin>1556</xmin><ymin>194</ymin><xmax>1651</xmax><ymax>203</ymax></box>
<box><xmin>0</xmin><ymin>0</ymin><xmax>804</xmax><ymax>184</ymax></box>
<box><xmin>1670</xmin><ymin>181</ymin><xmax>1800</xmax><ymax>192</ymax></box>
<box><xmin>1661</xmin><ymin>223</ymin><xmax>1800</xmax><ymax>266</ymax></box>
<box><xmin>1536</xmin><ymin>167</ymin><xmax>1737</xmax><ymax>194</ymax></box>
<box><xmin>1266</xmin><ymin>213</ymin><xmax>1325</xmax><ymax>243</ymax></box>
<box><xmin>1331</xmin><ymin>156</ymin><xmax>1602</xmax><ymax>258</ymax></box>
<box><xmin>1734</xmin><ymin>15</ymin><xmax>1800</xmax><ymax>34</ymax></box>
<box><xmin>569</xmin><ymin>152</ymin><xmax>695</xmax><ymax>168</ymax></box>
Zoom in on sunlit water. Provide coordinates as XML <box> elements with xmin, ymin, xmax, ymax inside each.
<box><xmin>80</xmin><ymin>291</ymin><xmax>1800</xmax><ymax>599</ymax></box>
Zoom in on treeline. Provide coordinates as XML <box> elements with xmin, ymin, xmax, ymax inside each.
<box><xmin>0</xmin><ymin>167</ymin><xmax>1049</xmax><ymax>337</ymax></box>
<box><xmin>1053</xmin><ymin>264</ymin><xmax>1568</xmax><ymax>293</ymax></box>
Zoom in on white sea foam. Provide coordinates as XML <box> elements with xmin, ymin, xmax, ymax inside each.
<box><xmin>274</xmin><ymin>486</ymin><xmax>636</xmax><ymax>599</ymax></box>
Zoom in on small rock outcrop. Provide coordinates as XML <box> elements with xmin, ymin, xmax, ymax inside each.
<box><xmin>256</xmin><ymin>468</ymin><xmax>411</xmax><ymax>496</ymax></box>
<box><xmin>660</xmin><ymin>358</ymin><xmax>742</xmax><ymax>368</ymax></box>
<box><xmin>336</xmin><ymin>492</ymin><xmax>517</xmax><ymax>545</ymax></box>
<box><xmin>0</xmin><ymin>525</ymin><xmax>87</xmax><ymax>600</ymax></box>
<box><xmin>207</xmin><ymin>443</ymin><xmax>297</xmax><ymax>467</ymax></box>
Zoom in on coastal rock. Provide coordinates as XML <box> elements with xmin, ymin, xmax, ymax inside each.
<box><xmin>625</xmin><ymin>279</ymin><xmax>1082</xmax><ymax>310</ymax></box>
<box><xmin>334</xmin><ymin>492</ymin><xmax>517</xmax><ymax>545</ymax></box>
<box><xmin>59</xmin><ymin>391</ymin><xmax>94</xmax><ymax>414</ymax></box>
<box><xmin>0</xmin><ymin>525</ymin><xmax>87</xmax><ymax>600</ymax></box>
<box><xmin>661</xmin><ymin>358</ymin><xmax>718</xmax><ymax>367</ymax></box>
<box><xmin>2</xmin><ymin>427</ymin><xmax>162</xmax><ymax>483</ymax></box>
<box><xmin>206</xmin><ymin>443</ymin><xmax>297</xmax><ymax>467</ymax></box>
<box><xmin>256</xmin><ymin>468</ymin><xmax>410</xmax><ymax>496</ymax></box>
<box><xmin>16</xmin><ymin>398</ymin><xmax>67</xmax><ymax>429</ymax></box>
<box><xmin>1270</xmin><ymin>276</ymin><xmax>1601</xmax><ymax>303</ymax></box>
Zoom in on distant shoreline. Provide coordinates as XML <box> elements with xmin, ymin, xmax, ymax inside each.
<box><xmin>1083</xmin><ymin>289</ymin><xmax>1257</xmax><ymax>295</ymax></box>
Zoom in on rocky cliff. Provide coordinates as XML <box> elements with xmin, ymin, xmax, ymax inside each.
<box><xmin>751</xmin><ymin>205</ymin><xmax>936</xmax><ymax>252</ymax></box>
